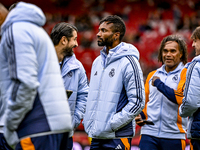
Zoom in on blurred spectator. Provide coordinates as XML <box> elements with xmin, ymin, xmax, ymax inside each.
<box><xmin>75</xmin><ymin>14</ymin><xmax>93</xmax><ymax>32</ymax></box>
<box><xmin>28</xmin><ymin>0</ymin><xmax>197</xmax><ymax>96</ymax></box>
<box><xmin>173</xmin><ymin>4</ymin><xmax>182</xmax><ymax>29</ymax></box>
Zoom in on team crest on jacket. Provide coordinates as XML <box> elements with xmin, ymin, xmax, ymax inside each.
<box><xmin>67</xmin><ymin>71</ymin><xmax>73</xmax><ymax>77</ymax></box>
<box><xmin>172</xmin><ymin>74</ymin><xmax>178</xmax><ymax>82</ymax></box>
<box><xmin>109</xmin><ymin>68</ymin><xmax>115</xmax><ymax>77</ymax></box>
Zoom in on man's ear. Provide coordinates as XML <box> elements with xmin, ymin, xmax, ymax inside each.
<box><xmin>114</xmin><ymin>32</ymin><xmax>120</xmax><ymax>40</ymax></box>
<box><xmin>60</xmin><ymin>36</ymin><xmax>68</xmax><ymax>45</ymax></box>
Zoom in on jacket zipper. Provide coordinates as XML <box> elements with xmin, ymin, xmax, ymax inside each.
<box><xmin>158</xmin><ymin>75</ymin><xmax>168</xmax><ymax>136</ymax></box>
<box><xmin>90</xmin><ymin>67</ymin><xmax>105</xmax><ymax>135</ymax></box>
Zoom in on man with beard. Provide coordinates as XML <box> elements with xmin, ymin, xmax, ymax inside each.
<box><xmin>83</xmin><ymin>15</ymin><xmax>145</xmax><ymax>150</ymax></box>
<box><xmin>50</xmin><ymin>22</ymin><xmax>89</xmax><ymax>150</ymax></box>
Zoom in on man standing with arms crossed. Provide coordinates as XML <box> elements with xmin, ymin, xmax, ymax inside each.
<box><xmin>50</xmin><ymin>22</ymin><xmax>89</xmax><ymax>150</ymax></box>
<box><xmin>0</xmin><ymin>2</ymin><xmax>72</xmax><ymax>150</ymax></box>
<box><xmin>83</xmin><ymin>15</ymin><xmax>145</xmax><ymax>150</ymax></box>
<box><xmin>179</xmin><ymin>26</ymin><xmax>200</xmax><ymax>150</ymax></box>
<box><xmin>135</xmin><ymin>35</ymin><xmax>188</xmax><ymax>150</ymax></box>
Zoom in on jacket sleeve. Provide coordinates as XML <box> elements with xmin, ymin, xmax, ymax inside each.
<box><xmin>154</xmin><ymin>79</ymin><xmax>177</xmax><ymax>103</ymax></box>
<box><xmin>154</xmin><ymin>67</ymin><xmax>187</xmax><ymax>105</ymax></box>
<box><xmin>5</xmin><ymin>24</ymin><xmax>39</xmax><ymax>131</ymax></box>
<box><xmin>73</xmin><ymin>67</ymin><xmax>89</xmax><ymax>128</ymax></box>
<box><xmin>140</xmin><ymin>70</ymin><xmax>156</xmax><ymax>120</ymax></box>
<box><xmin>110</xmin><ymin>56</ymin><xmax>145</xmax><ymax>131</ymax></box>
<box><xmin>179</xmin><ymin>62</ymin><xmax>200</xmax><ymax>117</ymax></box>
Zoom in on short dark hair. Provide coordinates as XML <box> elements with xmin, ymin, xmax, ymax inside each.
<box><xmin>50</xmin><ymin>22</ymin><xmax>78</xmax><ymax>45</ymax></box>
<box><xmin>99</xmin><ymin>15</ymin><xmax>126</xmax><ymax>41</ymax></box>
<box><xmin>158</xmin><ymin>35</ymin><xmax>188</xmax><ymax>65</ymax></box>
<box><xmin>191</xmin><ymin>26</ymin><xmax>200</xmax><ymax>40</ymax></box>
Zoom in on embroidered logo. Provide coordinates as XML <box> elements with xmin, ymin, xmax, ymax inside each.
<box><xmin>109</xmin><ymin>68</ymin><xmax>115</xmax><ymax>77</ymax></box>
<box><xmin>94</xmin><ymin>71</ymin><xmax>97</xmax><ymax>76</ymax></box>
<box><xmin>172</xmin><ymin>74</ymin><xmax>178</xmax><ymax>82</ymax></box>
<box><xmin>67</xmin><ymin>71</ymin><xmax>73</xmax><ymax>77</ymax></box>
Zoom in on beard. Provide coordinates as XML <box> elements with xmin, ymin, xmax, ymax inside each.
<box><xmin>97</xmin><ymin>34</ymin><xmax>114</xmax><ymax>47</ymax></box>
<box><xmin>63</xmin><ymin>46</ymin><xmax>74</xmax><ymax>57</ymax></box>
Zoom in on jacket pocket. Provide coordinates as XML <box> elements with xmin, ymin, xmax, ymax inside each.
<box><xmin>115</xmin><ymin>121</ymin><xmax>133</xmax><ymax>137</ymax></box>
<box><xmin>91</xmin><ymin>122</ymin><xmax>113</xmax><ymax>138</ymax></box>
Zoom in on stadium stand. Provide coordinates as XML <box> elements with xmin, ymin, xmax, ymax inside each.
<box><xmin>1</xmin><ymin>0</ymin><xmax>198</xmax><ymax>149</ymax></box>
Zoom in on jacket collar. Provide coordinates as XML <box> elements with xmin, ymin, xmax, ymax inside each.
<box><xmin>99</xmin><ymin>42</ymin><xmax>139</xmax><ymax>68</ymax></box>
<box><xmin>157</xmin><ymin>62</ymin><xmax>184</xmax><ymax>74</ymax></box>
<box><xmin>61</xmin><ymin>54</ymin><xmax>79</xmax><ymax>77</ymax></box>
<box><xmin>192</xmin><ymin>54</ymin><xmax>200</xmax><ymax>62</ymax></box>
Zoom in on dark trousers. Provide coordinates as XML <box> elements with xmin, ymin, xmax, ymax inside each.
<box><xmin>66</xmin><ymin>137</ymin><xmax>73</xmax><ymax>150</ymax></box>
<box><xmin>191</xmin><ymin>139</ymin><xmax>200</xmax><ymax>150</ymax></box>
<box><xmin>90</xmin><ymin>138</ymin><xmax>132</xmax><ymax>150</ymax></box>
<box><xmin>139</xmin><ymin>134</ymin><xmax>186</xmax><ymax>150</ymax></box>
<box><xmin>15</xmin><ymin>132</ymin><xmax>69</xmax><ymax>150</ymax></box>
<box><xmin>0</xmin><ymin>133</ymin><xmax>13</xmax><ymax>150</ymax></box>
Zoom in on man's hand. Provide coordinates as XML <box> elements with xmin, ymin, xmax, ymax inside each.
<box><xmin>152</xmin><ymin>76</ymin><xmax>160</xmax><ymax>86</ymax></box>
<box><xmin>135</xmin><ymin>114</ymin><xmax>145</xmax><ymax>126</ymax></box>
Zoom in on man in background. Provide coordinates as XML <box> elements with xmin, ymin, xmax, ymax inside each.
<box><xmin>135</xmin><ymin>35</ymin><xmax>188</xmax><ymax>150</ymax></box>
<box><xmin>179</xmin><ymin>26</ymin><xmax>200</xmax><ymax>150</ymax></box>
<box><xmin>83</xmin><ymin>15</ymin><xmax>145</xmax><ymax>150</ymax></box>
<box><xmin>50</xmin><ymin>22</ymin><xmax>89</xmax><ymax>150</ymax></box>
<box><xmin>0</xmin><ymin>3</ymin><xmax>13</xmax><ymax>150</ymax></box>
<box><xmin>0</xmin><ymin>2</ymin><xmax>72</xmax><ymax>150</ymax></box>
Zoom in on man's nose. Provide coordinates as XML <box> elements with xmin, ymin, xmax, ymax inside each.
<box><xmin>75</xmin><ymin>41</ymin><xmax>78</xmax><ymax>47</ymax></box>
<box><xmin>97</xmin><ymin>31</ymin><xmax>101</xmax><ymax>37</ymax></box>
<box><xmin>192</xmin><ymin>42</ymin><xmax>195</xmax><ymax>47</ymax></box>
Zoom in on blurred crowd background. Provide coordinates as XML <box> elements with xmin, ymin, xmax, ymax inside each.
<box><xmin>2</xmin><ymin>0</ymin><xmax>200</xmax><ymax>79</ymax></box>
<box><xmin>1</xmin><ymin>0</ymin><xmax>198</xmax><ymax>149</ymax></box>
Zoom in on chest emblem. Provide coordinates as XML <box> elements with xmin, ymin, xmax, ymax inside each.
<box><xmin>109</xmin><ymin>68</ymin><xmax>115</xmax><ymax>77</ymax></box>
<box><xmin>67</xmin><ymin>71</ymin><xmax>73</xmax><ymax>77</ymax></box>
<box><xmin>172</xmin><ymin>74</ymin><xmax>178</xmax><ymax>82</ymax></box>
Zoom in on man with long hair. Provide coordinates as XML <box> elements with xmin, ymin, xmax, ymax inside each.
<box><xmin>136</xmin><ymin>35</ymin><xmax>188</xmax><ymax>150</ymax></box>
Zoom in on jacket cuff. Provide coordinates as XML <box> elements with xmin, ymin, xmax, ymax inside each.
<box><xmin>154</xmin><ymin>78</ymin><xmax>161</xmax><ymax>87</ymax></box>
<box><xmin>140</xmin><ymin>111</ymin><xmax>146</xmax><ymax>120</ymax></box>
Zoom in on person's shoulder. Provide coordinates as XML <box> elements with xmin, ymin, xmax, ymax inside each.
<box><xmin>73</xmin><ymin>56</ymin><xmax>82</xmax><ymax>65</ymax></box>
<box><xmin>92</xmin><ymin>55</ymin><xmax>101</xmax><ymax>64</ymax></box>
<box><xmin>146</xmin><ymin>70</ymin><xmax>157</xmax><ymax>82</ymax></box>
<box><xmin>148</xmin><ymin>70</ymin><xmax>157</xmax><ymax>77</ymax></box>
<box><xmin>193</xmin><ymin>61</ymin><xmax>200</xmax><ymax>72</ymax></box>
<box><xmin>75</xmin><ymin>58</ymin><xmax>86</xmax><ymax>71</ymax></box>
<box><xmin>120</xmin><ymin>55</ymin><xmax>139</xmax><ymax>67</ymax></box>
<box><xmin>180</xmin><ymin>64</ymin><xmax>188</xmax><ymax>74</ymax></box>
<box><xmin>187</xmin><ymin>59</ymin><xmax>200</xmax><ymax>71</ymax></box>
